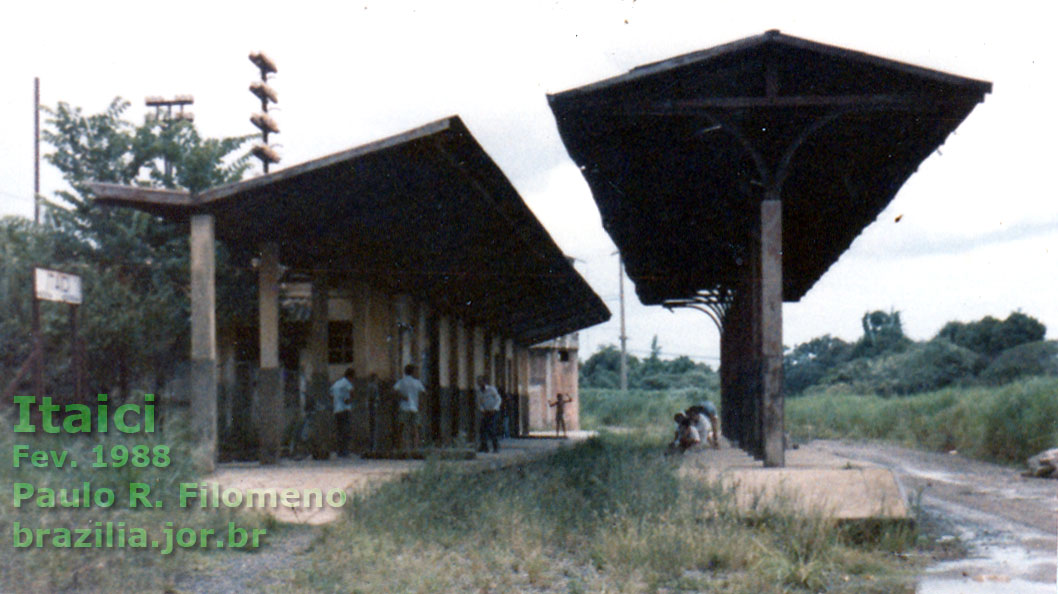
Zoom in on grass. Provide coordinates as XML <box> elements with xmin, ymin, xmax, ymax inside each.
<box><xmin>0</xmin><ymin>410</ymin><xmax>270</xmax><ymax>593</ymax></box>
<box><xmin>787</xmin><ymin>376</ymin><xmax>1058</xmax><ymax>464</ymax></box>
<box><xmin>580</xmin><ymin>387</ymin><xmax>716</xmax><ymax>435</ymax></box>
<box><xmin>290</xmin><ymin>431</ymin><xmax>922</xmax><ymax>593</ymax></box>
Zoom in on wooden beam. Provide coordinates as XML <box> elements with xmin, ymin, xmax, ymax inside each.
<box><xmin>88</xmin><ymin>182</ymin><xmax>193</xmax><ymax>207</ymax></box>
<box><xmin>596</xmin><ymin>94</ymin><xmax>980</xmax><ymax>115</ymax></box>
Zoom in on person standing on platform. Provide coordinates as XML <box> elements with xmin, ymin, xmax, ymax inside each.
<box><xmin>549</xmin><ymin>393</ymin><xmax>572</xmax><ymax>437</ymax></box>
<box><xmin>330</xmin><ymin>367</ymin><xmax>356</xmax><ymax>457</ymax></box>
<box><xmin>476</xmin><ymin>375</ymin><xmax>501</xmax><ymax>453</ymax></box>
<box><xmin>393</xmin><ymin>364</ymin><xmax>426</xmax><ymax>451</ymax></box>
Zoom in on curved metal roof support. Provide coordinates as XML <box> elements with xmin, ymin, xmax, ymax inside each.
<box><xmin>663</xmin><ymin>287</ymin><xmax>734</xmax><ymax>334</ymax></box>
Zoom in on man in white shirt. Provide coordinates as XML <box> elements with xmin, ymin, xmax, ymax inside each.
<box><xmin>476</xmin><ymin>375</ymin><xmax>502</xmax><ymax>453</ymax></box>
<box><xmin>687</xmin><ymin>409</ymin><xmax>712</xmax><ymax>452</ymax></box>
<box><xmin>393</xmin><ymin>364</ymin><xmax>426</xmax><ymax>451</ymax></box>
<box><xmin>330</xmin><ymin>368</ymin><xmax>355</xmax><ymax>457</ymax></box>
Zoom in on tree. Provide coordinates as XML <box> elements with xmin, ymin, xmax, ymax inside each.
<box><xmin>852</xmin><ymin>309</ymin><xmax>910</xmax><ymax>358</ymax></box>
<box><xmin>581</xmin><ymin>344</ymin><xmax>636</xmax><ymax>389</ymax></box>
<box><xmin>783</xmin><ymin>334</ymin><xmax>852</xmax><ymax>395</ymax></box>
<box><xmin>936</xmin><ymin>311</ymin><xmax>1046</xmax><ymax>358</ymax></box>
<box><xmin>0</xmin><ymin>98</ymin><xmax>255</xmax><ymax>399</ymax></box>
<box><xmin>580</xmin><ymin>339</ymin><xmax>715</xmax><ymax>390</ymax></box>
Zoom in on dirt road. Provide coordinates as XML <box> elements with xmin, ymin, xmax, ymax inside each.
<box><xmin>812</xmin><ymin>439</ymin><xmax>1057</xmax><ymax>593</ymax></box>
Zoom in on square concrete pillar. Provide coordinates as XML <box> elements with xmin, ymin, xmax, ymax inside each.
<box><xmin>257</xmin><ymin>242</ymin><xmax>282</xmax><ymax>464</ymax></box>
<box><xmin>455</xmin><ymin>320</ymin><xmax>471</xmax><ymax>441</ymax></box>
<box><xmin>307</xmin><ymin>276</ymin><xmax>330</xmax><ymax>413</ymax></box>
<box><xmin>189</xmin><ymin>213</ymin><xmax>218</xmax><ymax>472</ymax></box>
<box><xmin>760</xmin><ymin>199</ymin><xmax>784</xmax><ymax>467</ymax></box>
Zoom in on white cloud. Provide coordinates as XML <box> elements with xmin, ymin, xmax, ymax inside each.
<box><xmin>1</xmin><ymin>0</ymin><xmax>1054</xmax><ymax>363</ymax></box>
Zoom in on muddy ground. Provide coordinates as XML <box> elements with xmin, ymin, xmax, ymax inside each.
<box><xmin>813</xmin><ymin>439</ymin><xmax>1057</xmax><ymax>593</ymax></box>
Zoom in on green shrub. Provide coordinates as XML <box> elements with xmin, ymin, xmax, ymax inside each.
<box><xmin>816</xmin><ymin>340</ymin><xmax>982</xmax><ymax>396</ymax></box>
<box><xmin>980</xmin><ymin>341</ymin><xmax>1058</xmax><ymax>385</ymax></box>
<box><xmin>789</xmin><ymin>378</ymin><xmax>1058</xmax><ymax>465</ymax></box>
<box><xmin>981</xmin><ymin>377</ymin><xmax>1058</xmax><ymax>462</ymax></box>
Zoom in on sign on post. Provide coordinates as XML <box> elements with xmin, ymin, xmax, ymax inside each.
<box><xmin>34</xmin><ymin>268</ymin><xmax>82</xmax><ymax>305</ymax></box>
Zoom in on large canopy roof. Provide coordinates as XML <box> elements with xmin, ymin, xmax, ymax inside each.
<box><xmin>92</xmin><ymin>116</ymin><xmax>609</xmax><ymax>345</ymax></box>
<box><xmin>548</xmin><ymin>30</ymin><xmax>991</xmax><ymax>305</ymax></box>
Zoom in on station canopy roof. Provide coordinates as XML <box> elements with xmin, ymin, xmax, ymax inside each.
<box><xmin>548</xmin><ymin>30</ymin><xmax>991</xmax><ymax>305</ymax></box>
<box><xmin>91</xmin><ymin>116</ymin><xmax>610</xmax><ymax>345</ymax></box>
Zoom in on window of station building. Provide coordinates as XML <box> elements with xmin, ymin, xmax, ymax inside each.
<box><xmin>328</xmin><ymin>321</ymin><xmax>353</xmax><ymax>364</ymax></box>
<box><xmin>558</xmin><ymin>349</ymin><xmax>570</xmax><ymax>362</ymax></box>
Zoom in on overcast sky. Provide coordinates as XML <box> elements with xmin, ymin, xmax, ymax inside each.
<box><xmin>1</xmin><ymin>1</ymin><xmax>1055</xmax><ymax>364</ymax></box>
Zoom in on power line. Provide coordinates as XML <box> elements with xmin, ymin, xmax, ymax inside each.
<box><xmin>0</xmin><ymin>189</ymin><xmax>35</xmax><ymax>203</ymax></box>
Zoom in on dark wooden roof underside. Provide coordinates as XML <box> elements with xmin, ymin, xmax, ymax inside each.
<box><xmin>92</xmin><ymin>117</ymin><xmax>610</xmax><ymax>345</ymax></box>
<box><xmin>548</xmin><ymin>30</ymin><xmax>991</xmax><ymax>305</ymax></box>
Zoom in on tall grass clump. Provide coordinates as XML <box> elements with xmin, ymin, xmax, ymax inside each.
<box><xmin>788</xmin><ymin>377</ymin><xmax>1058</xmax><ymax>464</ymax></box>
<box><xmin>295</xmin><ymin>432</ymin><xmax>919</xmax><ymax>593</ymax></box>
<box><xmin>0</xmin><ymin>409</ymin><xmax>269</xmax><ymax>593</ymax></box>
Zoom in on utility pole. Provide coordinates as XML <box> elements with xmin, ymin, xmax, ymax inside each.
<box><xmin>34</xmin><ymin>77</ymin><xmax>40</xmax><ymax>225</ymax></box>
<box><xmin>144</xmin><ymin>95</ymin><xmax>194</xmax><ymax>183</ymax></box>
<box><xmin>249</xmin><ymin>52</ymin><xmax>280</xmax><ymax>173</ymax></box>
<box><xmin>145</xmin><ymin>95</ymin><xmax>194</xmax><ymax>121</ymax></box>
<box><xmin>618</xmin><ymin>254</ymin><xmax>628</xmax><ymax>392</ymax></box>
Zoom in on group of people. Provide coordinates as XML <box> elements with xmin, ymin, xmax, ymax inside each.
<box><xmin>667</xmin><ymin>400</ymin><xmax>720</xmax><ymax>455</ymax></box>
<box><xmin>329</xmin><ymin>364</ymin><xmax>427</xmax><ymax>457</ymax></box>
<box><xmin>328</xmin><ymin>365</ymin><xmax>520</xmax><ymax>457</ymax></box>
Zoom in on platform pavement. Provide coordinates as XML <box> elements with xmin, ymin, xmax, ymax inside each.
<box><xmin>205</xmin><ymin>431</ymin><xmax>595</xmax><ymax>525</ymax></box>
<box><xmin>678</xmin><ymin>440</ymin><xmax>910</xmax><ymax>521</ymax></box>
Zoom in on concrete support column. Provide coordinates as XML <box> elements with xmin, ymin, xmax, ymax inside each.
<box><xmin>489</xmin><ymin>334</ymin><xmax>502</xmax><ymax>388</ymax></box>
<box><xmin>307</xmin><ymin>276</ymin><xmax>330</xmax><ymax>413</ymax></box>
<box><xmin>516</xmin><ymin>345</ymin><xmax>530</xmax><ymax>436</ymax></box>
<box><xmin>455</xmin><ymin>320</ymin><xmax>470</xmax><ymax>441</ymax></box>
<box><xmin>745</xmin><ymin>210</ymin><xmax>765</xmax><ymax>460</ymax></box>
<box><xmin>760</xmin><ymin>199</ymin><xmax>784</xmax><ymax>467</ymax></box>
<box><xmin>436</xmin><ymin>315</ymin><xmax>452</xmax><ymax>444</ymax></box>
<box><xmin>421</xmin><ymin>306</ymin><xmax>438</xmax><ymax>442</ymax></box>
<box><xmin>189</xmin><ymin>214</ymin><xmax>218</xmax><ymax>472</ymax></box>
<box><xmin>504</xmin><ymin>338</ymin><xmax>517</xmax><ymax>436</ymax></box>
<box><xmin>395</xmin><ymin>294</ymin><xmax>412</xmax><ymax>371</ymax></box>
<box><xmin>257</xmin><ymin>242</ymin><xmax>282</xmax><ymax>464</ymax></box>
<box><xmin>722</xmin><ymin>289</ymin><xmax>753</xmax><ymax>451</ymax></box>
<box><xmin>472</xmin><ymin>326</ymin><xmax>485</xmax><ymax>441</ymax></box>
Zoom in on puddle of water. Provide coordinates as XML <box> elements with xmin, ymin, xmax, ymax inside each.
<box><xmin>918</xmin><ymin>544</ymin><xmax>1056</xmax><ymax>594</ymax></box>
<box><xmin>918</xmin><ymin>576</ymin><xmax>1054</xmax><ymax>594</ymax></box>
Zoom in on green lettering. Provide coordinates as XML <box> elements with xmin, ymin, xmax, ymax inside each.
<box><xmin>63</xmin><ymin>404</ymin><xmax>92</xmax><ymax>433</ymax></box>
<box><xmin>40</xmin><ymin>397</ymin><xmax>61</xmax><ymax>433</ymax></box>
<box><xmin>114</xmin><ymin>403</ymin><xmax>140</xmax><ymax>433</ymax></box>
<box><xmin>53</xmin><ymin>528</ymin><xmax>71</xmax><ymax>548</ymax></box>
<box><xmin>13</xmin><ymin>396</ymin><xmax>35</xmax><ymax>432</ymax></box>
<box><xmin>13</xmin><ymin>483</ymin><xmax>33</xmax><ymax>507</ymax></box>
<box><xmin>97</xmin><ymin>394</ymin><xmax>108</xmax><ymax>433</ymax></box>
<box><xmin>144</xmin><ymin>394</ymin><xmax>155</xmax><ymax>433</ymax></box>
<box><xmin>128</xmin><ymin>483</ymin><xmax>153</xmax><ymax>508</ymax></box>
